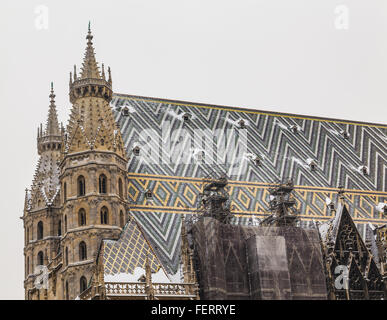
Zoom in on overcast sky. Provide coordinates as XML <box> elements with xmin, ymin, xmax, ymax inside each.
<box><xmin>0</xmin><ymin>0</ymin><xmax>386</xmax><ymax>299</ymax></box>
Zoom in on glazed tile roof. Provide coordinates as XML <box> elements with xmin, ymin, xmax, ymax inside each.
<box><xmin>110</xmin><ymin>93</ymin><xmax>387</xmax><ymax>274</ymax></box>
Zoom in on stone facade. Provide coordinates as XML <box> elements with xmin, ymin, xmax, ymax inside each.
<box><xmin>23</xmin><ymin>25</ymin><xmax>129</xmax><ymax>300</ymax></box>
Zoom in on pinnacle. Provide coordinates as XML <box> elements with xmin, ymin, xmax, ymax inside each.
<box><xmin>79</xmin><ymin>23</ymin><xmax>101</xmax><ymax>79</ymax></box>
<box><xmin>45</xmin><ymin>82</ymin><xmax>60</xmax><ymax>136</ymax></box>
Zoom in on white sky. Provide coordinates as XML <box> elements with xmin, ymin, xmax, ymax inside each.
<box><xmin>0</xmin><ymin>0</ymin><xmax>386</xmax><ymax>299</ymax></box>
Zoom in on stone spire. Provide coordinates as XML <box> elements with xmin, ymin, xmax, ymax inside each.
<box><xmin>79</xmin><ymin>22</ymin><xmax>101</xmax><ymax>79</ymax></box>
<box><xmin>65</xmin><ymin>25</ymin><xmax>125</xmax><ymax>158</ymax></box>
<box><xmin>29</xmin><ymin>83</ymin><xmax>62</xmax><ymax>210</ymax></box>
<box><xmin>45</xmin><ymin>82</ymin><xmax>60</xmax><ymax>136</ymax></box>
<box><xmin>38</xmin><ymin>83</ymin><xmax>62</xmax><ymax>155</ymax></box>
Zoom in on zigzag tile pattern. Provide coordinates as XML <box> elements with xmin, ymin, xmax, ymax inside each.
<box><xmin>110</xmin><ymin>94</ymin><xmax>387</xmax><ymax>273</ymax></box>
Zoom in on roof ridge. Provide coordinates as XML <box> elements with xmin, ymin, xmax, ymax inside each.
<box><xmin>113</xmin><ymin>93</ymin><xmax>387</xmax><ymax>128</ymax></box>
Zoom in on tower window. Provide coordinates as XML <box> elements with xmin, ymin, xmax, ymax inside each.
<box><xmin>58</xmin><ymin>220</ymin><xmax>62</xmax><ymax>236</ymax></box>
<box><xmin>120</xmin><ymin>210</ymin><xmax>125</xmax><ymax>228</ymax></box>
<box><xmin>80</xmin><ymin>276</ymin><xmax>87</xmax><ymax>293</ymax></box>
<box><xmin>77</xmin><ymin>175</ymin><xmax>86</xmax><ymax>196</ymax></box>
<box><xmin>26</xmin><ymin>257</ymin><xmax>29</xmax><ymax>275</ymax></box>
<box><xmin>100</xmin><ymin>206</ymin><xmax>109</xmax><ymax>224</ymax></box>
<box><xmin>26</xmin><ymin>227</ymin><xmax>29</xmax><ymax>245</ymax></box>
<box><xmin>65</xmin><ymin>281</ymin><xmax>69</xmax><ymax>300</ymax></box>
<box><xmin>37</xmin><ymin>251</ymin><xmax>44</xmax><ymax>266</ymax></box>
<box><xmin>99</xmin><ymin>174</ymin><xmax>107</xmax><ymax>194</ymax></box>
<box><xmin>65</xmin><ymin>247</ymin><xmax>68</xmax><ymax>266</ymax></box>
<box><xmin>79</xmin><ymin>241</ymin><xmax>87</xmax><ymax>261</ymax></box>
<box><xmin>78</xmin><ymin>208</ymin><xmax>87</xmax><ymax>226</ymax></box>
<box><xmin>63</xmin><ymin>182</ymin><xmax>67</xmax><ymax>202</ymax></box>
<box><xmin>64</xmin><ymin>215</ymin><xmax>67</xmax><ymax>233</ymax></box>
<box><xmin>118</xmin><ymin>178</ymin><xmax>123</xmax><ymax>199</ymax></box>
<box><xmin>37</xmin><ymin>221</ymin><xmax>43</xmax><ymax>240</ymax></box>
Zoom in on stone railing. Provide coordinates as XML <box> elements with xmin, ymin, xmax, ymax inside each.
<box><xmin>79</xmin><ymin>286</ymin><xmax>92</xmax><ymax>300</ymax></box>
<box><xmin>104</xmin><ymin>282</ymin><xmax>197</xmax><ymax>298</ymax></box>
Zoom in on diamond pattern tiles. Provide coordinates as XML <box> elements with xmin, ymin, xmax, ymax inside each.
<box><xmin>103</xmin><ymin>216</ymin><xmax>161</xmax><ymax>276</ymax></box>
<box><xmin>110</xmin><ymin>93</ymin><xmax>387</xmax><ymax>275</ymax></box>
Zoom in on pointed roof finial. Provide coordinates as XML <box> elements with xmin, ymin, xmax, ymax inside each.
<box><xmin>80</xmin><ymin>21</ymin><xmax>101</xmax><ymax>79</ymax></box>
<box><xmin>45</xmin><ymin>83</ymin><xmax>60</xmax><ymax>136</ymax></box>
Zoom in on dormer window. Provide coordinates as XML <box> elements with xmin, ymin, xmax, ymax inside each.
<box><xmin>359</xmin><ymin>165</ymin><xmax>368</xmax><ymax>176</ymax></box>
<box><xmin>238</xmin><ymin>119</ymin><xmax>246</xmax><ymax>129</ymax></box>
<box><xmin>340</xmin><ymin>130</ymin><xmax>350</xmax><ymax>139</ymax></box>
<box><xmin>289</xmin><ymin>125</ymin><xmax>298</xmax><ymax>134</ymax></box>
<box><xmin>133</xmin><ymin>146</ymin><xmax>140</xmax><ymax>156</ymax></box>
<box><xmin>195</xmin><ymin>151</ymin><xmax>205</xmax><ymax>162</ymax></box>
<box><xmin>122</xmin><ymin>106</ymin><xmax>130</xmax><ymax>116</ymax></box>
<box><xmin>183</xmin><ymin>113</ymin><xmax>191</xmax><ymax>122</ymax></box>
<box><xmin>306</xmin><ymin>159</ymin><xmax>317</xmax><ymax>171</ymax></box>
<box><xmin>254</xmin><ymin>156</ymin><xmax>262</xmax><ymax>166</ymax></box>
<box><xmin>145</xmin><ymin>189</ymin><xmax>153</xmax><ymax>199</ymax></box>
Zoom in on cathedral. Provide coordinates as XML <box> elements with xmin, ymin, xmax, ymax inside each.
<box><xmin>22</xmin><ymin>25</ymin><xmax>387</xmax><ymax>300</ymax></box>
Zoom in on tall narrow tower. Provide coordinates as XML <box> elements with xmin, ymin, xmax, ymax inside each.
<box><xmin>23</xmin><ymin>83</ymin><xmax>63</xmax><ymax>300</ymax></box>
<box><xmin>59</xmin><ymin>24</ymin><xmax>129</xmax><ymax>300</ymax></box>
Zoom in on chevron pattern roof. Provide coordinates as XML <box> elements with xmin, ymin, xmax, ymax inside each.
<box><xmin>110</xmin><ymin>93</ymin><xmax>387</xmax><ymax>274</ymax></box>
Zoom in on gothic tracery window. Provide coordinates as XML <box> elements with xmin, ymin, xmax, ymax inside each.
<box><xmin>99</xmin><ymin>174</ymin><xmax>107</xmax><ymax>194</ymax></box>
<box><xmin>100</xmin><ymin>206</ymin><xmax>109</xmax><ymax>224</ymax></box>
<box><xmin>118</xmin><ymin>178</ymin><xmax>123</xmax><ymax>199</ymax></box>
<box><xmin>37</xmin><ymin>251</ymin><xmax>44</xmax><ymax>266</ymax></box>
<box><xmin>77</xmin><ymin>175</ymin><xmax>86</xmax><ymax>196</ymax></box>
<box><xmin>78</xmin><ymin>208</ymin><xmax>87</xmax><ymax>226</ymax></box>
<box><xmin>63</xmin><ymin>182</ymin><xmax>67</xmax><ymax>202</ymax></box>
<box><xmin>80</xmin><ymin>276</ymin><xmax>87</xmax><ymax>293</ymax></box>
<box><xmin>65</xmin><ymin>247</ymin><xmax>68</xmax><ymax>265</ymax></box>
<box><xmin>120</xmin><ymin>210</ymin><xmax>124</xmax><ymax>228</ymax></box>
<box><xmin>79</xmin><ymin>241</ymin><xmax>87</xmax><ymax>261</ymax></box>
<box><xmin>37</xmin><ymin>221</ymin><xmax>43</xmax><ymax>240</ymax></box>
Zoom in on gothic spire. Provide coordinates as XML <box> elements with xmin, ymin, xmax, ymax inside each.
<box><xmin>80</xmin><ymin>22</ymin><xmax>101</xmax><ymax>79</ymax></box>
<box><xmin>45</xmin><ymin>82</ymin><xmax>60</xmax><ymax>136</ymax></box>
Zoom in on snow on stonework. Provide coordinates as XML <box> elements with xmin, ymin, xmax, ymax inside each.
<box><xmin>104</xmin><ymin>266</ymin><xmax>183</xmax><ymax>284</ymax></box>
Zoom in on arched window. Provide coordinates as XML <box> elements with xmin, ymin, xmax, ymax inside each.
<box><xmin>119</xmin><ymin>210</ymin><xmax>124</xmax><ymax>228</ymax></box>
<box><xmin>65</xmin><ymin>247</ymin><xmax>68</xmax><ymax>266</ymax></box>
<box><xmin>64</xmin><ymin>215</ymin><xmax>67</xmax><ymax>233</ymax></box>
<box><xmin>100</xmin><ymin>206</ymin><xmax>109</xmax><ymax>224</ymax></box>
<box><xmin>77</xmin><ymin>175</ymin><xmax>86</xmax><ymax>196</ymax></box>
<box><xmin>37</xmin><ymin>221</ymin><xmax>43</xmax><ymax>240</ymax></box>
<box><xmin>37</xmin><ymin>251</ymin><xmax>44</xmax><ymax>266</ymax></box>
<box><xmin>99</xmin><ymin>174</ymin><xmax>107</xmax><ymax>194</ymax></box>
<box><xmin>78</xmin><ymin>208</ymin><xmax>86</xmax><ymax>226</ymax></box>
<box><xmin>26</xmin><ymin>227</ymin><xmax>29</xmax><ymax>245</ymax></box>
<box><xmin>26</xmin><ymin>257</ymin><xmax>30</xmax><ymax>275</ymax></box>
<box><xmin>65</xmin><ymin>281</ymin><xmax>69</xmax><ymax>300</ymax></box>
<box><xmin>63</xmin><ymin>182</ymin><xmax>67</xmax><ymax>202</ymax></box>
<box><xmin>58</xmin><ymin>220</ymin><xmax>62</xmax><ymax>236</ymax></box>
<box><xmin>80</xmin><ymin>276</ymin><xmax>87</xmax><ymax>293</ymax></box>
<box><xmin>118</xmin><ymin>178</ymin><xmax>123</xmax><ymax>199</ymax></box>
<box><xmin>79</xmin><ymin>241</ymin><xmax>87</xmax><ymax>261</ymax></box>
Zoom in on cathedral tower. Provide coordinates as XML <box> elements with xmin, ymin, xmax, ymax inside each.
<box><xmin>59</xmin><ymin>24</ymin><xmax>129</xmax><ymax>300</ymax></box>
<box><xmin>23</xmin><ymin>83</ymin><xmax>63</xmax><ymax>299</ymax></box>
